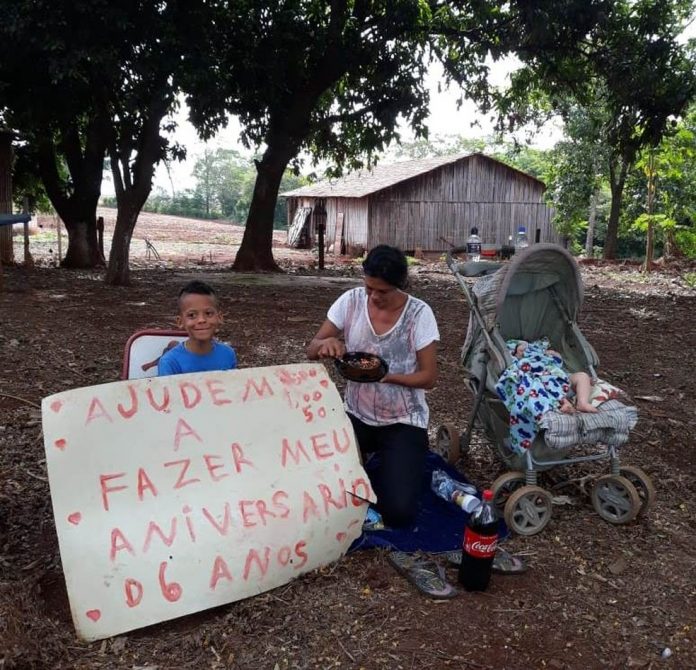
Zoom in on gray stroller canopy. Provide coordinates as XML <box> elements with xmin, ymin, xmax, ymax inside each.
<box><xmin>472</xmin><ymin>244</ymin><xmax>583</xmax><ymax>342</ymax></box>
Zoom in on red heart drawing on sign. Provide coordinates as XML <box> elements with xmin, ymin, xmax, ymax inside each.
<box><xmin>50</xmin><ymin>400</ymin><xmax>63</xmax><ymax>413</ymax></box>
<box><xmin>86</xmin><ymin>609</ymin><xmax>101</xmax><ymax>622</ymax></box>
<box><xmin>67</xmin><ymin>512</ymin><xmax>82</xmax><ymax>526</ymax></box>
<box><xmin>319</xmin><ymin>379</ymin><xmax>329</xmax><ymax>388</ymax></box>
<box><xmin>54</xmin><ymin>438</ymin><xmax>67</xmax><ymax>451</ymax></box>
<box><xmin>336</xmin><ymin>532</ymin><xmax>347</xmax><ymax>542</ymax></box>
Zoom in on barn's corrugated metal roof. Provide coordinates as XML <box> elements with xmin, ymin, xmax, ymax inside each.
<box><xmin>281</xmin><ymin>152</ymin><xmax>544</xmax><ymax>198</ymax></box>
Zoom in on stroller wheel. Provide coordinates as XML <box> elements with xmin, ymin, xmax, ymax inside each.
<box><xmin>618</xmin><ymin>466</ymin><xmax>656</xmax><ymax>515</ymax></box>
<box><xmin>491</xmin><ymin>471</ymin><xmax>526</xmax><ymax>513</ymax></box>
<box><xmin>504</xmin><ymin>486</ymin><xmax>553</xmax><ymax>536</ymax></box>
<box><xmin>591</xmin><ymin>475</ymin><xmax>641</xmax><ymax>525</ymax></box>
<box><xmin>434</xmin><ymin>424</ymin><xmax>460</xmax><ymax>464</ymax></box>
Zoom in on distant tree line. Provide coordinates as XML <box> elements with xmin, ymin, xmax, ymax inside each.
<box><xmin>101</xmin><ymin>148</ymin><xmax>309</xmax><ymax>229</ymax></box>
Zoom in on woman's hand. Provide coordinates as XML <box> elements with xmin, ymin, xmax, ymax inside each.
<box><xmin>307</xmin><ymin>320</ymin><xmax>345</xmax><ymax>360</ymax></box>
<box><xmin>316</xmin><ymin>337</ymin><xmax>346</xmax><ymax>359</ymax></box>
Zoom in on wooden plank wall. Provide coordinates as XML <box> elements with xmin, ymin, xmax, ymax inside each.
<box><xmin>286</xmin><ymin>155</ymin><xmax>561</xmax><ymax>253</ymax></box>
<box><xmin>367</xmin><ymin>155</ymin><xmax>560</xmax><ymax>251</ymax></box>
<box><xmin>285</xmin><ymin>196</ymin><xmax>370</xmax><ymax>250</ymax></box>
<box><xmin>323</xmin><ymin>197</ymin><xmax>369</xmax><ymax>251</ymax></box>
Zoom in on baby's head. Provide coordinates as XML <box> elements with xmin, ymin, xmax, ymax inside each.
<box><xmin>506</xmin><ymin>339</ymin><xmax>529</xmax><ymax>358</ymax></box>
<box><xmin>514</xmin><ymin>341</ymin><xmax>529</xmax><ymax>358</ymax></box>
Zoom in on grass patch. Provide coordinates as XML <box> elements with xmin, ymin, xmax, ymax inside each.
<box><xmin>683</xmin><ymin>272</ymin><xmax>696</xmax><ymax>289</ymax></box>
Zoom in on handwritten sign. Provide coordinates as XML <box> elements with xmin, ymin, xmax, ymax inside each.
<box><xmin>42</xmin><ymin>363</ymin><xmax>374</xmax><ymax>641</ymax></box>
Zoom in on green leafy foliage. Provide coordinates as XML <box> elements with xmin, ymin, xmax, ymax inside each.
<box><xmin>493</xmin><ymin>0</ymin><xmax>696</xmax><ymax>259</ymax></box>
<box><xmin>179</xmin><ymin>1</ymin><xmax>575</xmax><ymax>268</ymax></box>
<box><xmin>632</xmin><ymin>213</ymin><xmax>676</xmax><ymax>233</ymax></box>
<box><xmin>11</xmin><ymin>145</ymin><xmax>54</xmax><ymax>213</ymax></box>
<box><xmin>622</xmin><ymin>104</ymin><xmax>696</xmax><ymax>258</ymax></box>
<box><xmin>675</xmin><ymin>230</ymin><xmax>696</xmax><ymax>257</ymax></box>
<box><xmin>0</xmin><ymin>0</ymin><xmax>188</xmax><ymax>277</ymax></box>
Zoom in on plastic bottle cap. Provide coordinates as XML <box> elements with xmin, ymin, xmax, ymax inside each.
<box><xmin>518</xmin><ymin>226</ymin><xmax>526</xmax><ymax>233</ymax></box>
<box><xmin>471</xmin><ymin>227</ymin><xmax>478</xmax><ymax>235</ymax></box>
<box><xmin>482</xmin><ymin>489</ymin><xmax>494</xmax><ymax>502</ymax></box>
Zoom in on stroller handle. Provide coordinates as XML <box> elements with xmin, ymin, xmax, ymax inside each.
<box><xmin>445</xmin><ymin>245</ymin><xmax>508</xmax><ymax>375</ymax></box>
<box><xmin>447</xmin><ymin>246</ymin><xmax>504</xmax><ymax>277</ymax></box>
<box><xmin>445</xmin><ymin>245</ymin><xmax>469</xmax><ymax>272</ymax></box>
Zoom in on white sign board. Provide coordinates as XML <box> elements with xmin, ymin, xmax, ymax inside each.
<box><xmin>42</xmin><ymin>363</ymin><xmax>373</xmax><ymax>641</ymax></box>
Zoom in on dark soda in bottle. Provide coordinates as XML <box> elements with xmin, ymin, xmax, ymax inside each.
<box><xmin>458</xmin><ymin>489</ymin><xmax>498</xmax><ymax>591</ymax></box>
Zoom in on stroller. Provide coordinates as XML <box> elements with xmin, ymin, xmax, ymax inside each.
<box><xmin>436</xmin><ymin>243</ymin><xmax>654</xmax><ymax>535</ymax></box>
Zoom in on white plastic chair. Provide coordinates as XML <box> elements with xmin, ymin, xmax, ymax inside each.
<box><xmin>121</xmin><ymin>329</ymin><xmax>187</xmax><ymax>380</ymax></box>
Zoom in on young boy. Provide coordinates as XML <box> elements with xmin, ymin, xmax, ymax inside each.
<box><xmin>157</xmin><ymin>280</ymin><xmax>237</xmax><ymax>376</ymax></box>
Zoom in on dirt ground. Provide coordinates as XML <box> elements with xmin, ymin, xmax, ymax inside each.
<box><xmin>1</xmin><ymin>212</ymin><xmax>695</xmax><ymax>669</ymax></box>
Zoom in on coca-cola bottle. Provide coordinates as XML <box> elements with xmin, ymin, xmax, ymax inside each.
<box><xmin>458</xmin><ymin>489</ymin><xmax>498</xmax><ymax>591</ymax></box>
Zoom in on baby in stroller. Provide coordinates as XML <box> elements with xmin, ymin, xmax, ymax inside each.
<box><xmin>438</xmin><ymin>243</ymin><xmax>654</xmax><ymax>534</ymax></box>
<box><xmin>496</xmin><ymin>336</ymin><xmax>597</xmax><ymax>452</ymax></box>
<box><xmin>510</xmin><ymin>338</ymin><xmax>596</xmax><ymax>413</ymax></box>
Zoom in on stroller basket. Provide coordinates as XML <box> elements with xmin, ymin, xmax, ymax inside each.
<box><xmin>439</xmin><ymin>244</ymin><xmax>653</xmax><ymax>535</ymax></box>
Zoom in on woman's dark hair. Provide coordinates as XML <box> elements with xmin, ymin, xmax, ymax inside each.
<box><xmin>362</xmin><ymin>245</ymin><xmax>409</xmax><ymax>289</ymax></box>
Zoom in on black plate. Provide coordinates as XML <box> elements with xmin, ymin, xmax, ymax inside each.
<box><xmin>334</xmin><ymin>352</ymin><xmax>389</xmax><ymax>383</ymax></box>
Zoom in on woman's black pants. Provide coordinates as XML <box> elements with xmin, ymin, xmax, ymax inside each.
<box><xmin>348</xmin><ymin>413</ymin><xmax>428</xmax><ymax>528</ymax></box>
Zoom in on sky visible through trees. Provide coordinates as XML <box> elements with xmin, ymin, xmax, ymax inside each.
<box><xmin>105</xmin><ymin>56</ymin><xmax>557</xmax><ymax>199</ymax></box>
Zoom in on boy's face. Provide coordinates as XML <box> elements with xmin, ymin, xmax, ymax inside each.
<box><xmin>176</xmin><ymin>293</ymin><xmax>223</xmax><ymax>343</ymax></box>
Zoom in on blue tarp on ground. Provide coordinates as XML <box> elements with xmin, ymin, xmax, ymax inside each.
<box><xmin>350</xmin><ymin>451</ymin><xmax>507</xmax><ymax>554</ymax></box>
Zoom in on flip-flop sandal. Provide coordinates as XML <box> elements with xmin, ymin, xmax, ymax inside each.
<box><xmin>492</xmin><ymin>548</ymin><xmax>528</xmax><ymax>575</ymax></box>
<box><xmin>387</xmin><ymin>551</ymin><xmax>457</xmax><ymax>599</ymax></box>
<box><xmin>440</xmin><ymin>548</ymin><xmax>527</xmax><ymax>575</ymax></box>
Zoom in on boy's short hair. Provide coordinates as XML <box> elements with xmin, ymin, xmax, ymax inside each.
<box><xmin>177</xmin><ymin>280</ymin><xmax>218</xmax><ymax>309</ymax></box>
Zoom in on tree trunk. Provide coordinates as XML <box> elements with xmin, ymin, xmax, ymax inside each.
<box><xmin>63</xmin><ymin>217</ymin><xmax>104</xmax><ymax>268</ymax></box>
<box><xmin>644</xmin><ymin>220</ymin><xmax>654</xmax><ymax>272</ymax></box>
<box><xmin>105</xmin><ymin>198</ymin><xmax>139</xmax><ymax>285</ymax></box>
<box><xmin>663</xmin><ymin>228</ymin><xmax>684</xmax><ymax>259</ymax></box>
<box><xmin>603</xmin><ymin>160</ymin><xmax>628</xmax><ymax>260</ymax></box>
<box><xmin>642</xmin><ymin>150</ymin><xmax>656</xmax><ymax>273</ymax></box>
<box><xmin>233</xmin><ymin>147</ymin><xmax>292</xmax><ymax>272</ymax></box>
<box><xmin>35</xmin><ymin>121</ymin><xmax>107</xmax><ymax>268</ymax></box>
<box><xmin>0</xmin><ymin>131</ymin><xmax>14</xmax><ymax>264</ymax></box>
<box><xmin>585</xmin><ymin>188</ymin><xmax>598</xmax><ymax>258</ymax></box>
<box><xmin>105</xmin><ymin>99</ymin><xmax>166</xmax><ymax>286</ymax></box>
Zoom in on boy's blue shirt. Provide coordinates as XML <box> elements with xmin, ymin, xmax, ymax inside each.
<box><xmin>157</xmin><ymin>341</ymin><xmax>237</xmax><ymax>376</ymax></box>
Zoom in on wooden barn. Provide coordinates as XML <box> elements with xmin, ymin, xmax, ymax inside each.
<box><xmin>281</xmin><ymin>152</ymin><xmax>560</xmax><ymax>255</ymax></box>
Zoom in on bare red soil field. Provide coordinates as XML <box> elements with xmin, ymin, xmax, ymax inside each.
<box><xmin>1</xmin><ymin>213</ymin><xmax>695</xmax><ymax>669</ymax></box>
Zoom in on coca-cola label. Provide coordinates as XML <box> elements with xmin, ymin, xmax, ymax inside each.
<box><xmin>463</xmin><ymin>528</ymin><xmax>497</xmax><ymax>558</ymax></box>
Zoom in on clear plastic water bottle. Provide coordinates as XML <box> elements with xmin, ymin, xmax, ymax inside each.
<box><xmin>515</xmin><ymin>226</ymin><xmax>529</xmax><ymax>251</ymax></box>
<box><xmin>363</xmin><ymin>507</ymin><xmax>385</xmax><ymax>531</ymax></box>
<box><xmin>466</xmin><ymin>227</ymin><xmax>482</xmax><ymax>262</ymax></box>
<box><xmin>431</xmin><ymin>470</ymin><xmax>481</xmax><ymax>513</ymax></box>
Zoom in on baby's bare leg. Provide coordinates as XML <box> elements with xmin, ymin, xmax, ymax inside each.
<box><xmin>570</xmin><ymin>372</ymin><xmax>598</xmax><ymax>413</ymax></box>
